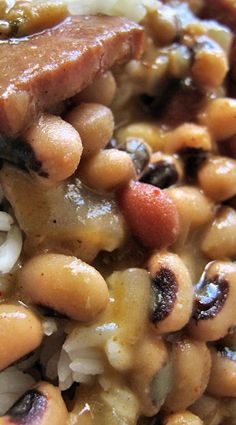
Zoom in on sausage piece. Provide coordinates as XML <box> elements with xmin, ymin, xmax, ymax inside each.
<box><xmin>0</xmin><ymin>15</ymin><xmax>144</xmax><ymax>136</ymax></box>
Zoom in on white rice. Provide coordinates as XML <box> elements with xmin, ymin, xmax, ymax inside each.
<box><xmin>0</xmin><ymin>211</ymin><xmax>22</xmax><ymax>274</ymax></box>
<box><xmin>64</xmin><ymin>0</ymin><xmax>159</xmax><ymax>22</ymax></box>
<box><xmin>58</xmin><ymin>323</ymin><xmax>118</xmax><ymax>390</ymax></box>
<box><xmin>42</xmin><ymin>317</ymin><xmax>58</xmax><ymax>336</ymax></box>
<box><xmin>0</xmin><ymin>367</ymin><xmax>35</xmax><ymax>415</ymax></box>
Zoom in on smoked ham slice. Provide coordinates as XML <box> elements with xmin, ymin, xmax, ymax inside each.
<box><xmin>0</xmin><ymin>15</ymin><xmax>144</xmax><ymax>135</ymax></box>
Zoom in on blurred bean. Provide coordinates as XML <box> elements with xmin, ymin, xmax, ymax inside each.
<box><xmin>129</xmin><ymin>336</ymin><xmax>172</xmax><ymax>417</ymax></box>
<box><xmin>201</xmin><ymin>207</ymin><xmax>236</xmax><ymax>259</ymax></box>
<box><xmin>164</xmin><ymin>338</ymin><xmax>211</xmax><ymax>412</ymax></box>
<box><xmin>145</xmin><ymin>6</ymin><xmax>178</xmax><ymax>45</ymax></box>
<box><xmin>65</xmin><ymin>103</ymin><xmax>114</xmax><ymax>157</ymax></box>
<box><xmin>115</xmin><ymin>122</ymin><xmax>166</xmax><ymax>152</ymax></box>
<box><xmin>191</xmin><ymin>36</ymin><xmax>228</xmax><ymax>88</ymax></box>
<box><xmin>166</xmin><ymin>186</ymin><xmax>213</xmax><ymax>232</ymax></box>
<box><xmin>190</xmin><ymin>395</ymin><xmax>224</xmax><ymax>425</ymax></box>
<box><xmin>164</xmin><ymin>124</ymin><xmax>212</xmax><ymax>154</ymax></box>
<box><xmin>78</xmin><ymin>149</ymin><xmax>136</xmax><ymax>191</ymax></box>
<box><xmin>198</xmin><ymin>156</ymin><xmax>236</xmax><ymax>201</ymax></box>
<box><xmin>163</xmin><ymin>411</ymin><xmax>203</xmax><ymax>425</ymax></box>
<box><xmin>198</xmin><ymin>98</ymin><xmax>236</xmax><ymax>141</ymax></box>
<box><xmin>207</xmin><ymin>345</ymin><xmax>236</xmax><ymax>397</ymax></box>
<box><xmin>74</xmin><ymin>71</ymin><xmax>116</xmax><ymax>106</ymax></box>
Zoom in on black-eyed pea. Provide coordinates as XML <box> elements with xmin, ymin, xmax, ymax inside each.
<box><xmin>141</xmin><ymin>152</ymin><xmax>183</xmax><ymax>189</ymax></box>
<box><xmin>0</xmin><ymin>303</ymin><xmax>43</xmax><ymax>371</ymax></box>
<box><xmin>24</xmin><ymin>114</ymin><xmax>83</xmax><ymax>182</ymax></box>
<box><xmin>147</xmin><ymin>252</ymin><xmax>193</xmax><ymax>334</ymax></box>
<box><xmin>115</xmin><ymin>122</ymin><xmax>166</xmax><ymax>152</ymax></box>
<box><xmin>166</xmin><ymin>186</ymin><xmax>213</xmax><ymax>237</ymax></box>
<box><xmin>78</xmin><ymin>149</ymin><xmax>136</xmax><ymax>191</ymax></box>
<box><xmin>201</xmin><ymin>207</ymin><xmax>236</xmax><ymax>260</ymax></box>
<box><xmin>191</xmin><ymin>36</ymin><xmax>228</xmax><ymax>88</ymax></box>
<box><xmin>74</xmin><ymin>71</ymin><xmax>117</xmax><ymax>106</ymax></box>
<box><xmin>118</xmin><ymin>138</ymin><xmax>151</xmax><ymax>178</ymax></box>
<box><xmin>190</xmin><ymin>395</ymin><xmax>224</xmax><ymax>425</ymax></box>
<box><xmin>207</xmin><ymin>345</ymin><xmax>236</xmax><ymax>397</ymax></box>
<box><xmin>0</xmin><ymin>382</ymin><xmax>68</xmax><ymax>425</ymax></box>
<box><xmin>65</xmin><ymin>103</ymin><xmax>114</xmax><ymax>157</ymax></box>
<box><xmin>164</xmin><ymin>124</ymin><xmax>212</xmax><ymax>154</ymax></box>
<box><xmin>164</xmin><ymin>338</ymin><xmax>211</xmax><ymax>412</ymax></box>
<box><xmin>180</xmin><ymin>0</ymin><xmax>204</xmax><ymax>14</ymax></box>
<box><xmin>222</xmin><ymin>329</ymin><xmax>236</xmax><ymax>349</ymax></box>
<box><xmin>129</xmin><ymin>336</ymin><xmax>173</xmax><ymax>417</ymax></box>
<box><xmin>145</xmin><ymin>5</ymin><xmax>178</xmax><ymax>46</ymax></box>
<box><xmin>187</xmin><ymin>261</ymin><xmax>236</xmax><ymax>341</ymax></box>
<box><xmin>17</xmin><ymin>254</ymin><xmax>109</xmax><ymax>322</ymax></box>
<box><xmin>198</xmin><ymin>156</ymin><xmax>236</xmax><ymax>202</ymax></box>
<box><xmin>163</xmin><ymin>411</ymin><xmax>203</xmax><ymax>425</ymax></box>
<box><xmin>198</xmin><ymin>98</ymin><xmax>236</xmax><ymax>141</ymax></box>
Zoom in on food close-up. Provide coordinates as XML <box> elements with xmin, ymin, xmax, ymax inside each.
<box><xmin>0</xmin><ymin>0</ymin><xmax>236</xmax><ymax>423</ymax></box>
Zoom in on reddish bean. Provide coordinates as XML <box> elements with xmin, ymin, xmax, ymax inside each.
<box><xmin>118</xmin><ymin>181</ymin><xmax>180</xmax><ymax>249</ymax></box>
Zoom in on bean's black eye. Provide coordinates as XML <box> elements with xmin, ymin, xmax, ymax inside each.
<box><xmin>119</xmin><ymin>138</ymin><xmax>151</xmax><ymax>176</ymax></box>
<box><xmin>0</xmin><ymin>134</ymin><xmax>47</xmax><ymax>177</ymax></box>
<box><xmin>151</xmin><ymin>267</ymin><xmax>177</xmax><ymax>324</ymax></box>
<box><xmin>141</xmin><ymin>160</ymin><xmax>178</xmax><ymax>189</ymax></box>
<box><xmin>193</xmin><ymin>275</ymin><xmax>228</xmax><ymax>321</ymax></box>
<box><xmin>214</xmin><ymin>344</ymin><xmax>236</xmax><ymax>361</ymax></box>
<box><xmin>6</xmin><ymin>389</ymin><xmax>47</xmax><ymax>424</ymax></box>
<box><xmin>180</xmin><ymin>147</ymin><xmax>208</xmax><ymax>181</ymax></box>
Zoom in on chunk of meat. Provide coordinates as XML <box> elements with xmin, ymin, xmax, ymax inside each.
<box><xmin>0</xmin><ymin>16</ymin><xmax>144</xmax><ymax>136</ymax></box>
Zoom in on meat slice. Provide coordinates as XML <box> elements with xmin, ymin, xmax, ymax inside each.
<box><xmin>0</xmin><ymin>15</ymin><xmax>144</xmax><ymax>136</ymax></box>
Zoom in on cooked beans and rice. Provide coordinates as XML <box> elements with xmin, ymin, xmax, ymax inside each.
<box><xmin>0</xmin><ymin>0</ymin><xmax>235</xmax><ymax>423</ymax></box>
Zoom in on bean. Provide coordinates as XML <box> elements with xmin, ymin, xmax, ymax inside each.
<box><xmin>129</xmin><ymin>336</ymin><xmax>171</xmax><ymax>417</ymax></box>
<box><xmin>145</xmin><ymin>5</ymin><xmax>178</xmax><ymax>46</ymax></box>
<box><xmin>78</xmin><ymin>149</ymin><xmax>136</xmax><ymax>191</ymax></box>
<box><xmin>166</xmin><ymin>186</ymin><xmax>213</xmax><ymax>235</ymax></box>
<box><xmin>148</xmin><ymin>252</ymin><xmax>193</xmax><ymax>334</ymax></box>
<box><xmin>65</xmin><ymin>103</ymin><xmax>114</xmax><ymax>157</ymax></box>
<box><xmin>198</xmin><ymin>98</ymin><xmax>236</xmax><ymax>141</ymax></box>
<box><xmin>187</xmin><ymin>261</ymin><xmax>236</xmax><ymax>341</ymax></box>
<box><xmin>118</xmin><ymin>138</ymin><xmax>151</xmax><ymax>178</ymax></box>
<box><xmin>0</xmin><ymin>382</ymin><xmax>68</xmax><ymax>425</ymax></box>
<box><xmin>198</xmin><ymin>156</ymin><xmax>236</xmax><ymax>201</ymax></box>
<box><xmin>190</xmin><ymin>395</ymin><xmax>223</xmax><ymax>425</ymax></box>
<box><xmin>164</xmin><ymin>124</ymin><xmax>212</xmax><ymax>154</ymax></box>
<box><xmin>163</xmin><ymin>411</ymin><xmax>203</xmax><ymax>425</ymax></box>
<box><xmin>191</xmin><ymin>36</ymin><xmax>228</xmax><ymax>88</ymax></box>
<box><xmin>74</xmin><ymin>71</ymin><xmax>117</xmax><ymax>106</ymax></box>
<box><xmin>207</xmin><ymin>345</ymin><xmax>236</xmax><ymax>397</ymax></box>
<box><xmin>201</xmin><ymin>207</ymin><xmax>236</xmax><ymax>260</ymax></box>
<box><xmin>141</xmin><ymin>152</ymin><xmax>183</xmax><ymax>189</ymax></box>
<box><xmin>25</xmin><ymin>114</ymin><xmax>82</xmax><ymax>182</ymax></box>
<box><xmin>17</xmin><ymin>254</ymin><xmax>109</xmax><ymax>322</ymax></box>
<box><xmin>115</xmin><ymin>122</ymin><xmax>166</xmax><ymax>152</ymax></box>
<box><xmin>164</xmin><ymin>338</ymin><xmax>211</xmax><ymax>412</ymax></box>
<box><xmin>0</xmin><ymin>303</ymin><xmax>43</xmax><ymax>371</ymax></box>
<box><xmin>118</xmin><ymin>181</ymin><xmax>180</xmax><ymax>249</ymax></box>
